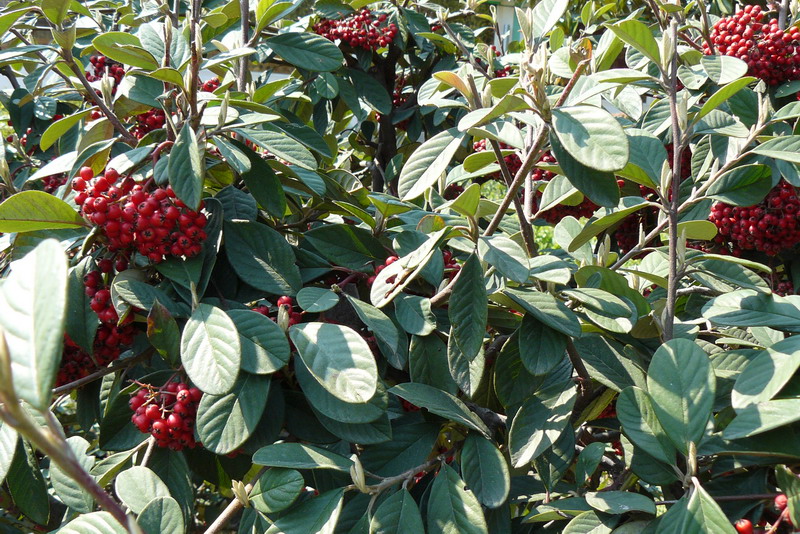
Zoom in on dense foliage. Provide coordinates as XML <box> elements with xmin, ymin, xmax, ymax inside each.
<box><xmin>6</xmin><ymin>0</ymin><xmax>800</xmax><ymax>532</ymax></box>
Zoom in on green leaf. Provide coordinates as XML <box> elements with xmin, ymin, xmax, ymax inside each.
<box><xmin>532</xmin><ymin>0</ymin><xmax>569</xmax><ymax>39</ymax></box>
<box><xmin>348</xmin><ymin>69</ymin><xmax>392</xmax><ymax>114</ymax></box>
<box><xmin>50</xmin><ymin>436</ymin><xmax>95</xmax><ymax>513</ymax></box>
<box><xmin>266</xmin><ymin>32</ymin><xmax>344</xmax><ymax>72</ymax></box>
<box><xmin>696</xmin><ymin>77</ymin><xmax>757</xmax><ymax>121</ymax></box>
<box><xmin>114</xmin><ymin>465</ymin><xmax>171</xmax><ymax>514</ymax></box>
<box><xmin>427</xmin><ymin>463</ymin><xmax>489</xmax><ymax>534</ymax></box>
<box><xmin>0</xmin><ymin>420</ymin><xmax>16</xmax><ymax>485</ymax></box>
<box><xmin>585</xmin><ymin>491</ymin><xmax>656</xmax><ymax>515</ymax></box>
<box><xmin>229</xmin><ymin>139</ymin><xmax>287</xmax><ymax>217</ymax></box>
<box><xmin>250</xmin><ymin>468</ymin><xmax>304</xmax><ymax>514</ymax></box>
<box><xmin>0</xmin><ymin>239</ymin><xmax>67</xmax><ymax>410</ymax></box>
<box><xmin>550</xmin><ymin>133</ymin><xmax>620</xmax><ymax>208</ymax></box>
<box><xmin>567</xmin><ymin>197</ymin><xmax>651</xmax><ymax>252</ymax></box>
<box><xmin>607</xmin><ymin>20</ymin><xmax>661</xmax><ymax>66</ymax></box>
<box><xmin>409</xmin><ymin>334</ymin><xmax>458</xmax><ymax>395</ymax></box>
<box><xmin>562</xmin><ymin>288</ymin><xmax>637</xmax><ymax>334</ymax></box>
<box><xmin>502</xmin><ymin>287</ymin><xmax>582</xmax><ymax>337</ymax></box>
<box><xmin>305</xmin><ymin>224</ymin><xmax>385</xmax><ymax>271</ymax></box>
<box><xmin>59</xmin><ymin>512</ymin><xmax>127</xmax><ymax>534</ymax></box>
<box><xmin>777</xmin><ymin>465</ymin><xmax>800</xmax><ymax>528</ymax></box>
<box><xmin>750</xmin><ymin>136</ymin><xmax>800</xmax><ymax>165</ymax></box>
<box><xmin>702</xmin><ymin>55</ymin><xmax>748</xmax><ymax>84</ymax></box>
<box><xmin>449</xmin><ymin>254</ymin><xmax>487</xmax><ymax>359</ymax></box>
<box><xmin>93</xmin><ymin>32</ymin><xmax>159</xmax><ymax>69</ymax></box>
<box><xmin>518</xmin><ymin>314</ymin><xmax>567</xmax><ymax>375</ymax></box>
<box><xmin>461</xmin><ymin>434</ymin><xmax>510</xmax><ymax>508</ymax></box>
<box><xmin>265</xmin><ymin>488</ymin><xmax>345</xmax><ymax>534</ymax></box>
<box><xmin>0</xmin><ymin>190</ymin><xmax>87</xmax><ymax>232</ymax></box>
<box><xmin>224</xmin><ymin>221</ymin><xmax>303</xmax><ymax>295</ymax></box>
<box><xmin>702</xmin><ymin>289</ymin><xmax>800</xmax><ymax>331</ymax></box>
<box><xmin>297</xmin><ymin>287</ymin><xmax>339</xmax><ymax>313</ymax></box>
<box><xmin>168</xmin><ymin>123</ymin><xmax>204</xmax><ymax>210</ymax></box>
<box><xmin>551</xmin><ymin>106</ymin><xmax>629</xmax><ymax>172</ymax></box>
<box><xmin>196</xmin><ymin>373</ymin><xmax>271</xmax><ymax>454</ymax></box>
<box><xmin>681</xmin><ymin>482</ymin><xmax>738</xmax><ymax>534</ymax></box>
<box><xmin>706</xmin><ymin>164</ymin><xmax>772</xmax><ymax>205</ymax></box>
<box><xmin>574</xmin><ymin>336</ymin><xmax>648</xmax><ymax>392</ymax></box>
<box><xmin>137</xmin><ymin>496</ymin><xmax>185</xmax><ymax>534</ymax></box>
<box><xmin>399</xmin><ymin>128</ymin><xmax>466</xmax><ymax>200</ymax></box>
<box><xmin>370</xmin><ymin>489</ymin><xmax>425</xmax><ymax>534</ymax></box>
<box><xmin>40</xmin><ymin>110</ymin><xmax>91</xmax><ymax>151</ymax></box>
<box><xmin>646</xmin><ymin>339</ymin><xmax>715</xmax><ymax>454</ymax></box>
<box><xmin>147</xmin><ymin>300</ymin><xmax>181</xmax><ymax>366</ymax></box>
<box><xmin>723</xmin><ymin>399</ymin><xmax>800</xmax><ymax>439</ymax></box>
<box><xmin>563</xmin><ymin>511</ymin><xmax>618</xmax><ymax>534</ymax></box>
<box><xmin>478</xmin><ymin>235</ymin><xmax>530</xmax><ymax>283</ymax></box>
<box><xmin>389</xmin><ymin>383</ymin><xmax>491</xmax><ymax>437</ymax></box>
<box><xmin>180</xmin><ymin>303</ymin><xmax>241</xmax><ymax>395</ymax></box>
<box><xmin>731</xmin><ymin>336</ymin><xmax>800</xmax><ymax>409</ymax></box>
<box><xmin>394</xmin><ymin>294</ymin><xmax>436</xmax><ymax>336</ymax></box>
<box><xmin>447</xmin><ymin>183</ymin><xmax>482</xmax><ymax>217</ymax></box>
<box><xmin>360</xmin><ymin>422</ymin><xmax>440</xmax><ymax>477</ymax></box>
<box><xmin>253</xmin><ymin>443</ymin><xmax>353</xmax><ymax>472</ymax></box>
<box><xmin>7</xmin><ymin>440</ymin><xmax>48</xmax><ymax>524</ymax></box>
<box><xmin>227</xmin><ymin>310</ymin><xmax>290</xmax><ymax>374</ymax></box>
<box><xmin>509</xmin><ymin>383</ymin><xmax>577</xmax><ymax>466</ymax></box>
<box><xmin>66</xmin><ymin>258</ymin><xmax>99</xmax><ymax>354</ymax></box>
<box><xmin>575</xmin><ymin>442</ymin><xmax>605</xmax><ymax>485</ymax></box>
<box><xmin>234</xmin><ymin>126</ymin><xmax>317</xmax><ymax>170</ymax></box>
<box><xmin>346</xmin><ymin>296</ymin><xmax>406</xmax><ymax>369</ymax></box>
<box><xmin>289</xmin><ymin>322</ymin><xmax>378</xmax><ymax>403</ymax></box>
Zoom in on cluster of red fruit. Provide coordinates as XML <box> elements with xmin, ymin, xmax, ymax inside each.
<box><xmin>709</xmin><ymin>180</ymin><xmax>800</xmax><ymax>256</ymax></box>
<box><xmin>734</xmin><ymin>493</ymin><xmax>790</xmax><ymax>533</ymax></box>
<box><xmin>57</xmin><ymin>324</ymin><xmax>136</xmax><ymax>387</ymax></box>
<box><xmin>200</xmin><ymin>77</ymin><xmax>221</xmax><ymax>92</ymax></box>
<box><xmin>443</xmin><ymin>250</ymin><xmax>460</xmax><ymax>280</ymax></box>
<box><xmin>253</xmin><ymin>295</ymin><xmax>303</xmax><ymax>326</ymax></box>
<box><xmin>130</xmin><ymin>109</ymin><xmax>167</xmax><ymax>139</ymax></box>
<box><xmin>85</xmin><ymin>55</ymin><xmax>125</xmax><ymax>89</ymax></box>
<box><xmin>705</xmin><ymin>5</ymin><xmax>800</xmax><ymax>85</ymax></box>
<box><xmin>42</xmin><ymin>173</ymin><xmax>67</xmax><ymax>193</ymax></box>
<box><xmin>130</xmin><ymin>381</ymin><xmax>203</xmax><ymax>450</ymax></box>
<box><xmin>313</xmin><ymin>8</ymin><xmax>398</xmax><ymax>50</ymax></box>
<box><xmin>72</xmin><ymin>166</ymin><xmax>208</xmax><ymax>263</ymax></box>
<box><xmin>84</xmin><ymin>266</ymin><xmax>133</xmax><ymax>324</ymax></box>
<box><xmin>366</xmin><ymin>255</ymin><xmax>398</xmax><ymax>286</ymax></box>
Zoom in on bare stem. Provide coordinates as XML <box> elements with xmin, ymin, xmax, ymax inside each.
<box><xmin>238</xmin><ymin>0</ymin><xmax>250</xmax><ymax>92</ymax></box>
<box><xmin>203</xmin><ymin>467</ymin><xmax>268</xmax><ymax>534</ymax></box>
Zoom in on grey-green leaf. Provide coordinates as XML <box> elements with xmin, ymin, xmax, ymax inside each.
<box><xmin>114</xmin><ymin>465</ymin><xmax>171</xmax><ymax>514</ymax></box>
<box><xmin>227</xmin><ymin>309</ymin><xmax>291</xmax><ymax>374</ymax></box>
<box><xmin>180</xmin><ymin>303</ymin><xmax>241</xmax><ymax>395</ymax></box>
<box><xmin>461</xmin><ymin>434</ymin><xmax>510</xmax><ymax>508</ymax></box>
<box><xmin>250</xmin><ymin>468</ymin><xmax>304</xmax><ymax>514</ymax></box>
<box><xmin>370</xmin><ymin>489</ymin><xmax>425</xmax><ymax>534</ymax></box>
<box><xmin>427</xmin><ymin>463</ymin><xmax>489</xmax><ymax>534</ymax></box>
<box><xmin>137</xmin><ymin>496</ymin><xmax>185</xmax><ymax>534</ymax></box>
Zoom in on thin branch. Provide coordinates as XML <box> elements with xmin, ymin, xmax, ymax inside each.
<box><xmin>566</xmin><ymin>338</ymin><xmax>592</xmax><ymax>395</ymax></box>
<box><xmin>238</xmin><ymin>0</ymin><xmax>251</xmax><ymax>92</ymax></box>
<box><xmin>654</xmin><ymin>493</ymin><xmax>781</xmax><ymax>506</ymax></box>
<box><xmin>203</xmin><ymin>467</ymin><xmax>268</xmax><ymax>534</ymax></box>
<box><xmin>483</xmin><ymin>59</ymin><xmax>589</xmax><ymax>238</ymax></box>
<box><xmin>779</xmin><ymin>0</ymin><xmax>790</xmax><ymax>30</ymax></box>
<box><xmin>52</xmin><ymin>348</ymin><xmax>153</xmax><ymax>396</ymax></box>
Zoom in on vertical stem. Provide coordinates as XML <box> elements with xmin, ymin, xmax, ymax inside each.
<box><xmin>779</xmin><ymin>0</ymin><xmax>790</xmax><ymax>30</ymax></box>
<box><xmin>188</xmin><ymin>0</ymin><xmax>201</xmax><ymax>128</ymax></box>
<box><xmin>664</xmin><ymin>19</ymin><xmax>682</xmax><ymax>341</ymax></box>
<box><xmin>238</xmin><ymin>0</ymin><xmax>250</xmax><ymax>92</ymax></box>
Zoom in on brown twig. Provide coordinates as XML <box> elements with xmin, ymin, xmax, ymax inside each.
<box><xmin>203</xmin><ymin>467</ymin><xmax>268</xmax><ymax>534</ymax></box>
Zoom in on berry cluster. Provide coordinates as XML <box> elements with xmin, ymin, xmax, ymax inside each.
<box><xmin>376</xmin><ymin>75</ymin><xmax>411</xmax><ymax>129</ymax></box>
<box><xmin>532</xmin><ymin>151</ymin><xmax>598</xmax><ymax>223</ymax></box>
<box><xmin>200</xmin><ymin>77</ymin><xmax>221</xmax><ymax>92</ymax></box>
<box><xmin>709</xmin><ymin>180</ymin><xmax>800</xmax><ymax>256</ymax></box>
<box><xmin>314</xmin><ymin>9</ymin><xmax>398</xmax><ymax>50</ymax></box>
<box><xmin>130</xmin><ymin>109</ymin><xmax>167</xmax><ymax>139</ymax></box>
<box><xmin>84</xmin><ymin>266</ymin><xmax>134</xmax><ymax>325</ymax></box>
<box><xmin>366</xmin><ymin>255</ymin><xmax>398</xmax><ymax>286</ymax></box>
<box><xmin>42</xmin><ymin>173</ymin><xmax>67</xmax><ymax>193</ymax></box>
<box><xmin>130</xmin><ymin>381</ymin><xmax>202</xmax><ymax>450</ymax></box>
<box><xmin>443</xmin><ymin>183</ymin><xmax>464</xmax><ymax>200</ymax></box>
<box><xmin>443</xmin><ymin>250</ymin><xmax>460</xmax><ymax>281</ymax></box>
<box><xmin>57</xmin><ymin>325</ymin><xmax>136</xmax><ymax>386</ymax></box>
<box><xmin>85</xmin><ymin>55</ymin><xmax>125</xmax><ymax>90</ymax></box>
<box><xmin>472</xmin><ymin>139</ymin><xmax>522</xmax><ymax>184</ymax></box>
<box><xmin>253</xmin><ymin>295</ymin><xmax>303</xmax><ymax>326</ymax></box>
<box><xmin>72</xmin><ymin>166</ymin><xmax>208</xmax><ymax>263</ymax></box>
<box><xmin>705</xmin><ymin>5</ymin><xmax>800</xmax><ymax>85</ymax></box>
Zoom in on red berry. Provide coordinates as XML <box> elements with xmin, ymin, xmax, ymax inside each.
<box><xmin>775</xmin><ymin>494</ymin><xmax>788</xmax><ymax>511</ymax></box>
<box><xmin>734</xmin><ymin>519</ymin><xmax>754</xmax><ymax>534</ymax></box>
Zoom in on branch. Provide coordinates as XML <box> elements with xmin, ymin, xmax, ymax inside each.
<box><xmin>483</xmin><ymin>59</ymin><xmax>589</xmax><ymax>238</ymax></box>
<box><xmin>52</xmin><ymin>348</ymin><xmax>153</xmax><ymax>396</ymax></box>
<box><xmin>203</xmin><ymin>467</ymin><xmax>268</xmax><ymax>534</ymax></box>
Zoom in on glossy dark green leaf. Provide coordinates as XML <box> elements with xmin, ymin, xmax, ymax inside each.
<box><xmin>461</xmin><ymin>434</ymin><xmax>510</xmax><ymax>508</ymax></box>
<box><xmin>227</xmin><ymin>309</ymin><xmax>290</xmax><ymax>375</ymax></box>
<box><xmin>399</xmin><ymin>128</ymin><xmax>465</xmax><ymax>200</ymax></box>
<box><xmin>225</xmin><ymin>220</ymin><xmax>303</xmax><ymax>295</ymax></box>
<box><xmin>147</xmin><ymin>300</ymin><xmax>181</xmax><ymax>366</ymax></box>
<box><xmin>297</xmin><ymin>287</ymin><xmax>339</xmax><ymax>312</ymax></box>
<box><xmin>707</xmin><ymin>164</ymin><xmax>772</xmax><ymax>206</ymax></box>
<box><xmin>168</xmin><ymin>123</ymin><xmax>204</xmax><ymax>210</ymax></box>
<box><xmin>518</xmin><ymin>314</ymin><xmax>567</xmax><ymax>375</ymax></box>
<box><xmin>503</xmin><ymin>287</ymin><xmax>582</xmax><ymax>337</ymax></box>
<box><xmin>266</xmin><ymin>32</ymin><xmax>344</xmax><ymax>71</ymax></box>
<box><xmin>253</xmin><ymin>443</ymin><xmax>353</xmax><ymax>472</ymax></box>
<box><xmin>394</xmin><ymin>294</ymin><xmax>436</xmax><ymax>336</ymax></box>
<box><xmin>551</xmin><ymin>106</ymin><xmax>629</xmax><ymax>172</ymax></box>
<box><xmin>250</xmin><ymin>468</ymin><xmax>304</xmax><ymax>514</ymax></box>
<box><xmin>196</xmin><ymin>373</ymin><xmax>271</xmax><ymax>454</ymax></box>
<box><xmin>7</xmin><ymin>440</ymin><xmax>49</xmax><ymax>525</ymax></box>
<box><xmin>647</xmin><ymin>339</ymin><xmax>715</xmax><ymax>454</ymax></box>
<box><xmin>66</xmin><ymin>257</ymin><xmax>98</xmax><ymax>354</ymax></box>
<box><xmin>509</xmin><ymin>383</ymin><xmax>577</xmax><ymax>467</ymax></box>
<box><xmin>264</xmin><ymin>488</ymin><xmax>345</xmax><ymax>534</ymax></box>
<box><xmin>617</xmin><ymin>386</ymin><xmax>677</xmax><ymax>465</ymax></box>
<box><xmin>370</xmin><ymin>489</ymin><xmax>425</xmax><ymax>534</ymax></box>
<box><xmin>550</xmin><ymin>133</ymin><xmax>620</xmax><ymax>208</ymax></box>
<box><xmin>731</xmin><ymin>335</ymin><xmax>800</xmax><ymax>409</ymax></box>
<box><xmin>478</xmin><ymin>235</ymin><xmax>530</xmax><ymax>283</ymax></box>
<box><xmin>428</xmin><ymin>463</ymin><xmax>488</xmax><ymax>534</ymax></box>
<box><xmin>389</xmin><ymin>383</ymin><xmax>491</xmax><ymax>437</ymax></box>
<box><xmin>448</xmin><ymin>254</ymin><xmax>487</xmax><ymax>359</ymax></box>
<box><xmin>229</xmin><ymin>139</ymin><xmax>287</xmax><ymax>217</ymax></box>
